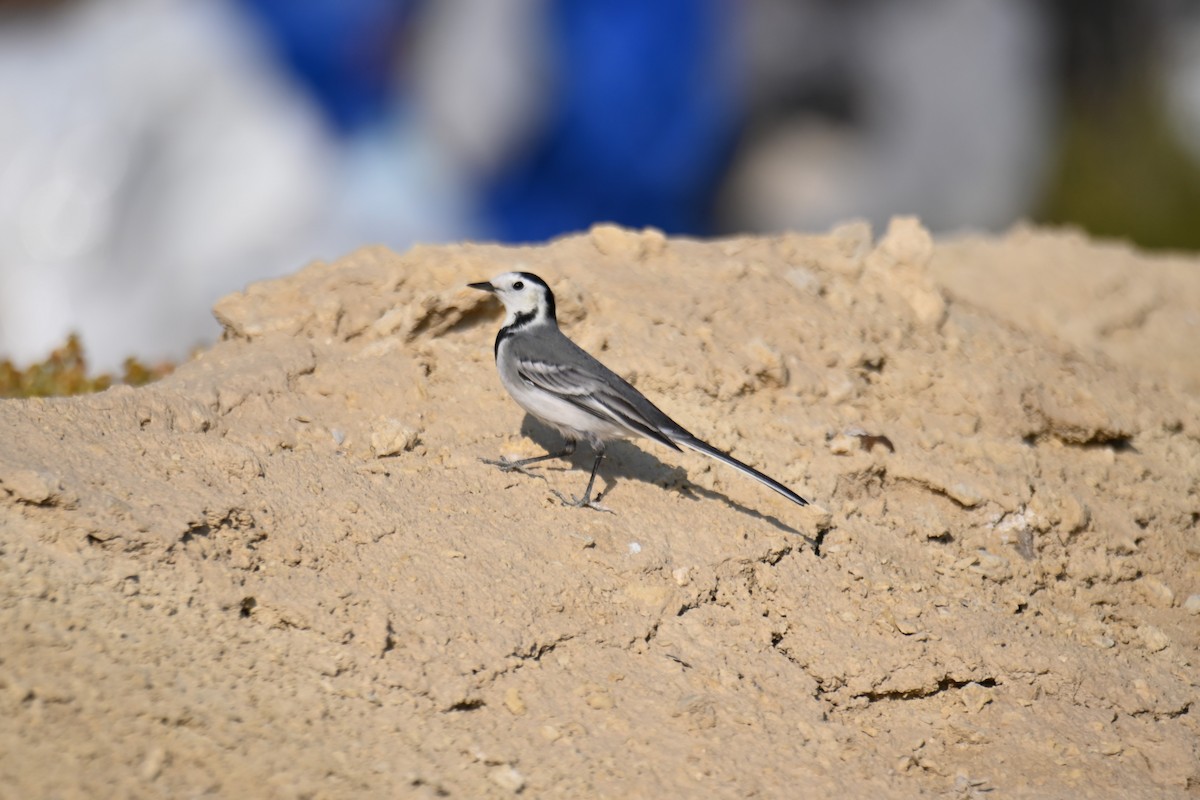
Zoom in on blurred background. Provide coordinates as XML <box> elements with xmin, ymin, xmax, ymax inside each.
<box><xmin>2</xmin><ymin>0</ymin><xmax>1199</xmax><ymax>372</ymax></box>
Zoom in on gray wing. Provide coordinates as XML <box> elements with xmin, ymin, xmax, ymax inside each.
<box><xmin>510</xmin><ymin>328</ymin><xmax>689</xmax><ymax>450</ymax></box>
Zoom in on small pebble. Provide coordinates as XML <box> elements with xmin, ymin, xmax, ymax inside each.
<box><xmin>586</xmin><ymin>691</ymin><xmax>614</xmax><ymax>710</ymax></box>
<box><xmin>504</xmin><ymin>688</ymin><xmax>526</xmax><ymax>716</ymax></box>
<box><xmin>1183</xmin><ymin>594</ymin><xmax>1200</xmax><ymax>615</ymax></box>
<box><xmin>1139</xmin><ymin>626</ymin><xmax>1170</xmax><ymax>653</ymax></box>
<box><xmin>489</xmin><ymin>765</ymin><xmax>525</xmax><ymax>793</ymax></box>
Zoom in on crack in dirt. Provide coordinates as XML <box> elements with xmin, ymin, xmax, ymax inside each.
<box><xmin>509</xmin><ymin>633</ymin><xmax>576</xmax><ymax>663</ymax></box>
<box><xmin>857</xmin><ymin>676</ymin><xmax>999</xmax><ymax>704</ymax></box>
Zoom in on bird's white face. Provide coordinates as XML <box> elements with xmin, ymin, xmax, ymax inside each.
<box><xmin>469</xmin><ymin>272</ymin><xmax>556</xmax><ymax>326</ymax></box>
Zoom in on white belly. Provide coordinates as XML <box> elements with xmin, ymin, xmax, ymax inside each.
<box><xmin>496</xmin><ymin>349</ymin><xmax>630</xmax><ymax>445</ymax></box>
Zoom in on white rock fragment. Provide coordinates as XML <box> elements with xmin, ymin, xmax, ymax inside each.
<box><xmin>947</xmin><ymin>482</ymin><xmax>984</xmax><ymax>508</ymax></box>
<box><xmin>785</xmin><ymin>266</ymin><xmax>822</xmax><ymax>294</ymax></box>
<box><xmin>970</xmin><ymin>551</ymin><xmax>1012</xmax><ymax>583</ymax></box>
<box><xmin>489</xmin><ymin>765</ymin><xmax>525</xmax><ymax>793</ymax></box>
<box><xmin>1139</xmin><ymin>625</ymin><xmax>1170</xmax><ymax>653</ymax></box>
<box><xmin>370</xmin><ymin>418</ymin><xmax>421</xmax><ymax>458</ymax></box>
<box><xmin>1138</xmin><ymin>577</ymin><xmax>1174</xmax><ymax>609</ymax></box>
<box><xmin>0</xmin><ymin>467</ymin><xmax>60</xmax><ymax>505</ymax></box>
<box><xmin>1183</xmin><ymin>594</ymin><xmax>1200</xmax><ymax>615</ymax></box>
<box><xmin>959</xmin><ymin>682</ymin><xmax>993</xmax><ymax>713</ymax></box>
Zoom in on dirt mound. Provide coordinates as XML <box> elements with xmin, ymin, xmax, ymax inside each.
<box><xmin>2</xmin><ymin>219</ymin><xmax>1196</xmax><ymax>797</ymax></box>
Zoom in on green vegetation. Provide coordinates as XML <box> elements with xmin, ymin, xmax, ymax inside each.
<box><xmin>0</xmin><ymin>334</ymin><xmax>173</xmax><ymax>399</ymax></box>
<box><xmin>1038</xmin><ymin>84</ymin><xmax>1200</xmax><ymax>251</ymax></box>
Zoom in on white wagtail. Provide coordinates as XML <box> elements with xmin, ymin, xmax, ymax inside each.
<box><xmin>469</xmin><ymin>271</ymin><xmax>810</xmax><ymax>511</ymax></box>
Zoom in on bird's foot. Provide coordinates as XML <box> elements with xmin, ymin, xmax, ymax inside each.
<box><xmin>480</xmin><ymin>456</ymin><xmax>545</xmax><ymax>479</ymax></box>
<box><xmin>551</xmin><ymin>489</ymin><xmax>614</xmax><ymax>514</ymax></box>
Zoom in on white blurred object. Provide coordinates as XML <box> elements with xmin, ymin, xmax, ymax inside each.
<box><xmin>0</xmin><ymin>0</ymin><xmax>333</xmax><ymax>370</ymax></box>
<box><xmin>1164</xmin><ymin>8</ymin><xmax>1200</xmax><ymax>168</ymax></box>
<box><xmin>722</xmin><ymin>0</ymin><xmax>1056</xmax><ymax>236</ymax></box>
<box><xmin>412</xmin><ymin>0</ymin><xmax>550</xmax><ymax>177</ymax></box>
<box><xmin>0</xmin><ymin>0</ymin><xmax>534</xmax><ymax>371</ymax></box>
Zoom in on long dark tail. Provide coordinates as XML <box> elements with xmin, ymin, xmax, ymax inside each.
<box><xmin>675</xmin><ymin>436</ymin><xmax>809</xmax><ymax>507</ymax></box>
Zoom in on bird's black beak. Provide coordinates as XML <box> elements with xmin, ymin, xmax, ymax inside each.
<box><xmin>468</xmin><ymin>281</ymin><xmax>495</xmax><ymax>292</ymax></box>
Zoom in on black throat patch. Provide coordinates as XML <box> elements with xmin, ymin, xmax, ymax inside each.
<box><xmin>494</xmin><ymin>310</ymin><xmax>537</xmax><ymax>358</ymax></box>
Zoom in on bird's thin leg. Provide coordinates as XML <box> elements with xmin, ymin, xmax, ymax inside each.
<box><xmin>552</xmin><ymin>448</ymin><xmax>613</xmax><ymax>513</ymax></box>
<box><xmin>482</xmin><ymin>439</ymin><xmax>576</xmax><ymax>477</ymax></box>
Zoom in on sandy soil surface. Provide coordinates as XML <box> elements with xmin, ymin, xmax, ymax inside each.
<box><xmin>1</xmin><ymin>219</ymin><xmax>1197</xmax><ymax>798</ymax></box>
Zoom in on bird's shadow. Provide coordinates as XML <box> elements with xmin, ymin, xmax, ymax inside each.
<box><xmin>512</xmin><ymin>415</ymin><xmax>817</xmax><ymax>548</ymax></box>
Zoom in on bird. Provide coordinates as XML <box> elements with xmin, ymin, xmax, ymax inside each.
<box><xmin>468</xmin><ymin>271</ymin><xmax>809</xmax><ymax>511</ymax></box>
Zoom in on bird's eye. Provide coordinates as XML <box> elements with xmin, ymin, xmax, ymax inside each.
<box><xmin>513</xmin><ymin>280</ymin><xmax>525</xmax><ymax>290</ymax></box>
